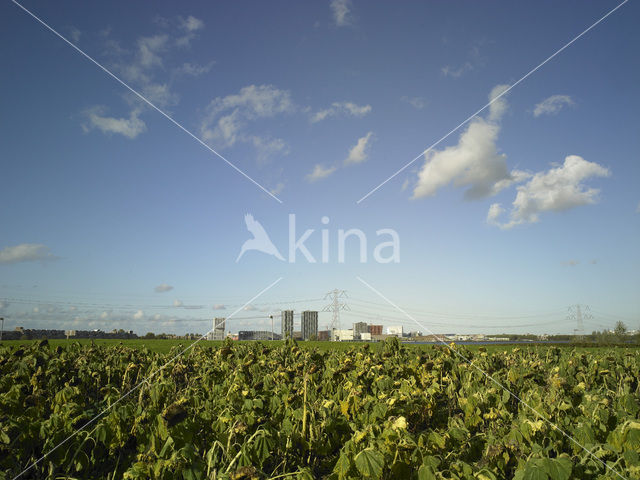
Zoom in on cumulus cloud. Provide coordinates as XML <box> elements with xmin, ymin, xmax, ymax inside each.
<box><xmin>82</xmin><ymin>107</ymin><xmax>147</xmax><ymax>139</ymax></box>
<box><xmin>175</xmin><ymin>61</ymin><xmax>215</xmax><ymax>77</ymax></box>
<box><xmin>413</xmin><ymin>85</ymin><xmax>512</xmax><ymax>200</ymax></box>
<box><xmin>0</xmin><ymin>244</ymin><xmax>58</xmax><ymax>265</ymax></box>
<box><xmin>243</xmin><ymin>305</ymin><xmax>258</xmax><ymax>311</ymax></box>
<box><xmin>200</xmin><ymin>84</ymin><xmax>294</xmax><ymax>159</ymax></box>
<box><xmin>345</xmin><ymin>132</ymin><xmax>374</xmax><ymax>165</ymax></box>
<box><xmin>310</xmin><ymin>102</ymin><xmax>371</xmax><ymax>123</ymax></box>
<box><xmin>213</xmin><ymin>304</ymin><xmax>226</xmax><ymax>310</ymax></box>
<box><xmin>533</xmin><ymin>95</ymin><xmax>574</xmax><ymax>117</ymax></box>
<box><xmin>180</xmin><ymin>15</ymin><xmax>204</xmax><ymax>32</ymax></box>
<box><xmin>177</xmin><ymin>15</ymin><xmax>205</xmax><ymax>47</ymax></box>
<box><xmin>331</xmin><ymin>0</ymin><xmax>352</xmax><ymax>26</ymax></box>
<box><xmin>401</xmin><ymin>96</ymin><xmax>427</xmax><ymax>110</ymax></box>
<box><xmin>133</xmin><ymin>310</ymin><xmax>144</xmax><ymax>320</ymax></box>
<box><xmin>154</xmin><ymin>283</ymin><xmax>174</xmax><ymax>293</ymax></box>
<box><xmin>487</xmin><ymin>155</ymin><xmax>610</xmax><ymax>229</ymax></box>
<box><xmin>486</xmin><ymin>203</ymin><xmax>505</xmax><ymax>226</ymax></box>
<box><xmin>137</xmin><ymin>34</ymin><xmax>168</xmax><ymax>68</ymax></box>
<box><xmin>173</xmin><ymin>299</ymin><xmax>184</xmax><ymax>307</ymax></box>
<box><xmin>306</xmin><ymin>164</ymin><xmax>337</xmax><ymax>182</ymax></box>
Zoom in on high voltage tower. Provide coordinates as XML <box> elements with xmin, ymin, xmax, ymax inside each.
<box><xmin>567</xmin><ymin>304</ymin><xmax>592</xmax><ymax>340</ymax></box>
<box><xmin>323</xmin><ymin>289</ymin><xmax>349</xmax><ymax>339</ymax></box>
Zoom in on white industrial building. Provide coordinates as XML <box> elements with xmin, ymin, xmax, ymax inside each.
<box><xmin>387</xmin><ymin>325</ymin><xmax>403</xmax><ymax>336</ymax></box>
<box><xmin>332</xmin><ymin>329</ymin><xmax>354</xmax><ymax>341</ymax></box>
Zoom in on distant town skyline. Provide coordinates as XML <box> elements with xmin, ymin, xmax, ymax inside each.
<box><xmin>1</xmin><ymin>1</ymin><xmax>638</xmax><ymax>336</ymax></box>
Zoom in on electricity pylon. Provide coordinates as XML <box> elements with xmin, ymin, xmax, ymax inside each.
<box><xmin>323</xmin><ymin>289</ymin><xmax>349</xmax><ymax>341</ymax></box>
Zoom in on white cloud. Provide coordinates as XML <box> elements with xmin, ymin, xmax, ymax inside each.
<box><xmin>441</xmin><ymin>62</ymin><xmax>473</xmax><ymax>78</ymax></box>
<box><xmin>141</xmin><ymin>83</ymin><xmax>179</xmax><ymax>108</ymax></box>
<box><xmin>100</xmin><ymin>311</ymin><xmax>109</xmax><ymax>319</ymax></box>
<box><xmin>213</xmin><ymin>304</ymin><xmax>226</xmax><ymax>310</ymax></box>
<box><xmin>413</xmin><ymin>85</ymin><xmax>511</xmax><ymax>200</ymax></box>
<box><xmin>69</xmin><ymin>27</ymin><xmax>81</xmax><ymax>43</ymax></box>
<box><xmin>486</xmin><ymin>203</ymin><xmax>505</xmax><ymax>226</ymax></box>
<box><xmin>250</xmin><ymin>136</ymin><xmax>290</xmax><ymax>162</ymax></box>
<box><xmin>177</xmin><ymin>16</ymin><xmax>205</xmax><ymax>47</ymax></box>
<box><xmin>176</xmin><ymin>61</ymin><xmax>214</xmax><ymax>77</ymax></box>
<box><xmin>401</xmin><ymin>96</ymin><xmax>427</xmax><ymax>110</ymax></box>
<box><xmin>310</xmin><ymin>102</ymin><xmax>371</xmax><ymax>123</ymax></box>
<box><xmin>488</xmin><ymin>155</ymin><xmax>610</xmax><ymax>229</ymax></box>
<box><xmin>345</xmin><ymin>131</ymin><xmax>374</xmax><ymax>165</ymax></box>
<box><xmin>154</xmin><ymin>283</ymin><xmax>174</xmax><ymax>293</ymax></box>
<box><xmin>243</xmin><ymin>305</ymin><xmax>258</xmax><ymax>311</ymax></box>
<box><xmin>133</xmin><ymin>310</ymin><xmax>144</xmax><ymax>320</ymax></box>
<box><xmin>441</xmin><ymin>42</ymin><xmax>484</xmax><ymax>79</ymax></box>
<box><xmin>488</xmin><ymin>84</ymin><xmax>509</xmax><ymax>122</ymax></box>
<box><xmin>83</xmin><ymin>107</ymin><xmax>147</xmax><ymax>139</ymax></box>
<box><xmin>0</xmin><ymin>244</ymin><xmax>58</xmax><ymax>264</ymax></box>
<box><xmin>306</xmin><ymin>164</ymin><xmax>337</xmax><ymax>182</ymax></box>
<box><xmin>86</xmin><ymin>17</ymin><xmax>207</xmax><ymax>138</ymax></box>
<box><xmin>533</xmin><ymin>95</ymin><xmax>574</xmax><ymax>117</ymax></box>
<box><xmin>180</xmin><ymin>15</ymin><xmax>204</xmax><ymax>32</ymax></box>
<box><xmin>200</xmin><ymin>85</ymin><xmax>294</xmax><ymax>158</ymax></box>
<box><xmin>270</xmin><ymin>182</ymin><xmax>285</xmax><ymax>195</ymax></box>
<box><xmin>137</xmin><ymin>34</ymin><xmax>168</xmax><ymax>68</ymax></box>
<box><xmin>331</xmin><ymin>0</ymin><xmax>352</xmax><ymax>26</ymax></box>
<box><xmin>173</xmin><ymin>299</ymin><xmax>184</xmax><ymax>307</ymax></box>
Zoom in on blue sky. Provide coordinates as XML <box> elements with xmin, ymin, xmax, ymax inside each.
<box><xmin>0</xmin><ymin>0</ymin><xmax>638</xmax><ymax>335</ymax></box>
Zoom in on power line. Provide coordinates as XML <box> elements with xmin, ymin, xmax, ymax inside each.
<box><xmin>349</xmin><ymin>297</ymin><xmax>565</xmax><ymax>319</ymax></box>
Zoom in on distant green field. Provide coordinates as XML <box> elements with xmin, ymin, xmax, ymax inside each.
<box><xmin>2</xmin><ymin>338</ymin><xmax>637</xmax><ymax>354</ymax></box>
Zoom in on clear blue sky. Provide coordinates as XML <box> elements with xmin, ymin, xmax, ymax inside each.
<box><xmin>1</xmin><ymin>0</ymin><xmax>638</xmax><ymax>335</ymax></box>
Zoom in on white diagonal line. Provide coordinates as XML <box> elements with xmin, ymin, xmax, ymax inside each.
<box><xmin>356</xmin><ymin>0</ymin><xmax>629</xmax><ymax>204</ymax></box>
<box><xmin>355</xmin><ymin>276</ymin><xmax>627</xmax><ymax>480</ymax></box>
<box><xmin>10</xmin><ymin>0</ymin><xmax>283</xmax><ymax>204</ymax></box>
<box><xmin>11</xmin><ymin>277</ymin><xmax>283</xmax><ymax>480</ymax></box>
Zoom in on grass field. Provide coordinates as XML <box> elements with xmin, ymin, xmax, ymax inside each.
<box><xmin>2</xmin><ymin>338</ymin><xmax>637</xmax><ymax>354</ymax></box>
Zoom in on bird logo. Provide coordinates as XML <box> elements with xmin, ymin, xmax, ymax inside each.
<box><xmin>236</xmin><ymin>213</ymin><xmax>285</xmax><ymax>262</ymax></box>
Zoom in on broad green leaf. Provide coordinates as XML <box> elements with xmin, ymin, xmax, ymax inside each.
<box><xmin>354</xmin><ymin>448</ymin><xmax>384</xmax><ymax>479</ymax></box>
<box><xmin>418</xmin><ymin>464</ymin><xmax>436</xmax><ymax>480</ymax></box>
<box><xmin>542</xmin><ymin>456</ymin><xmax>572</xmax><ymax>480</ymax></box>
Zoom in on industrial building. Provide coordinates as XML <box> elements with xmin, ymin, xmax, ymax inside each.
<box><xmin>387</xmin><ymin>325</ymin><xmax>403</xmax><ymax>337</ymax></box>
<box><xmin>238</xmin><ymin>331</ymin><xmax>282</xmax><ymax>341</ymax></box>
<box><xmin>369</xmin><ymin>325</ymin><xmax>383</xmax><ymax>335</ymax></box>
<box><xmin>332</xmin><ymin>329</ymin><xmax>354</xmax><ymax>341</ymax></box>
